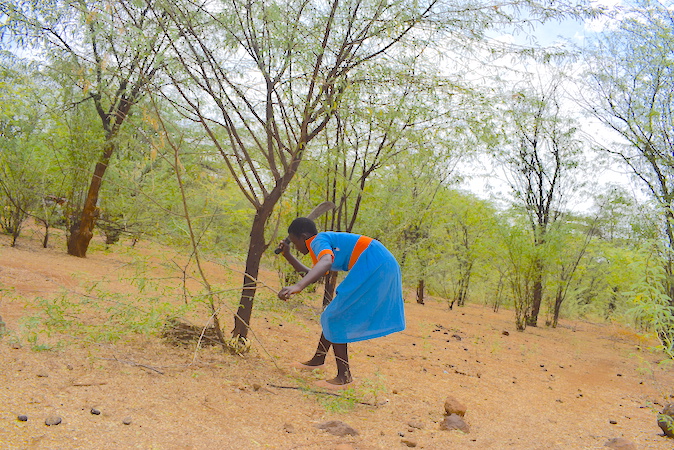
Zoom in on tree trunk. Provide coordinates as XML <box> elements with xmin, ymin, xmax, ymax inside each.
<box><xmin>527</xmin><ymin>260</ymin><xmax>543</xmax><ymax>327</ymax></box>
<box><xmin>457</xmin><ymin>266</ymin><xmax>472</xmax><ymax>307</ymax></box>
<box><xmin>323</xmin><ymin>271</ymin><xmax>338</xmax><ymax>308</ymax></box>
<box><xmin>551</xmin><ymin>286</ymin><xmax>563</xmax><ymax>328</ymax></box>
<box><xmin>42</xmin><ymin>223</ymin><xmax>49</xmax><ymax>248</ymax></box>
<box><xmin>231</xmin><ymin>207</ymin><xmax>273</xmax><ymax>339</ymax></box>
<box><xmin>416</xmin><ymin>279</ymin><xmax>425</xmax><ymax>305</ymax></box>
<box><xmin>493</xmin><ymin>274</ymin><xmax>504</xmax><ymax>312</ymax></box>
<box><xmin>67</xmin><ymin>142</ymin><xmax>114</xmax><ymax>257</ymax></box>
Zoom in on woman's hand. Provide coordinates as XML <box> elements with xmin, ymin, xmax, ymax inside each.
<box><xmin>276</xmin><ymin>239</ymin><xmax>290</xmax><ymax>255</ymax></box>
<box><xmin>278</xmin><ymin>284</ymin><xmax>302</xmax><ymax>301</ymax></box>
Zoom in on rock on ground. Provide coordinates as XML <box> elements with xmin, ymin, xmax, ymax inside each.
<box><xmin>658</xmin><ymin>403</ymin><xmax>674</xmax><ymax>438</ymax></box>
<box><xmin>444</xmin><ymin>395</ymin><xmax>467</xmax><ymax>417</ymax></box>
<box><xmin>315</xmin><ymin>420</ymin><xmax>359</xmax><ymax>437</ymax></box>
<box><xmin>440</xmin><ymin>413</ymin><xmax>470</xmax><ymax>433</ymax></box>
<box><xmin>604</xmin><ymin>437</ymin><xmax>637</xmax><ymax>450</ymax></box>
<box><xmin>45</xmin><ymin>415</ymin><xmax>62</xmax><ymax>426</ymax></box>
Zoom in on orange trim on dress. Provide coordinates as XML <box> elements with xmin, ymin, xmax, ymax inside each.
<box><xmin>306</xmin><ymin>236</ymin><xmax>318</xmax><ymax>265</ymax></box>
<box><xmin>306</xmin><ymin>235</ymin><xmax>333</xmax><ymax>275</ymax></box>
<box><xmin>317</xmin><ymin>249</ymin><xmax>334</xmax><ymax>262</ymax></box>
<box><xmin>348</xmin><ymin>236</ymin><xmax>373</xmax><ymax>270</ymax></box>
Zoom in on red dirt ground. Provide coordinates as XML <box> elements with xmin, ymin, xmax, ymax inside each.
<box><xmin>1</xmin><ymin>228</ymin><xmax>673</xmax><ymax>449</ymax></box>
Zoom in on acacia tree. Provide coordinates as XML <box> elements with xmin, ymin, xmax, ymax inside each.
<box><xmin>581</xmin><ymin>0</ymin><xmax>674</xmax><ymax>304</ymax></box>
<box><xmin>441</xmin><ymin>191</ymin><xmax>496</xmax><ymax>309</ymax></box>
<box><xmin>158</xmin><ymin>0</ymin><xmax>452</xmax><ymax>340</ymax></box>
<box><xmin>0</xmin><ymin>60</ymin><xmax>44</xmax><ymax>245</ymax></box>
<box><xmin>545</xmin><ymin>213</ymin><xmax>598</xmax><ymax>327</ymax></box>
<box><xmin>3</xmin><ymin>0</ymin><xmax>169</xmax><ymax>256</ymax></box>
<box><xmin>496</xmin><ymin>76</ymin><xmax>585</xmax><ymax>327</ymax></box>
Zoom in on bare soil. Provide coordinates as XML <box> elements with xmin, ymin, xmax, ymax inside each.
<box><xmin>1</xmin><ymin>227</ymin><xmax>673</xmax><ymax>449</ymax></box>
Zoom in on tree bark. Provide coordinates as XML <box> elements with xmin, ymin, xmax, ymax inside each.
<box><xmin>231</xmin><ymin>206</ymin><xmax>274</xmax><ymax>339</ymax></box>
<box><xmin>67</xmin><ymin>142</ymin><xmax>114</xmax><ymax>257</ymax></box>
<box><xmin>416</xmin><ymin>279</ymin><xmax>425</xmax><ymax>305</ymax></box>
<box><xmin>323</xmin><ymin>271</ymin><xmax>338</xmax><ymax>308</ymax></box>
<box><xmin>551</xmin><ymin>286</ymin><xmax>563</xmax><ymax>328</ymax></box>
<box><xmin>527</xmin><ymin>259</ymin><xmax>543</xmax><ymax>327</ymax></box>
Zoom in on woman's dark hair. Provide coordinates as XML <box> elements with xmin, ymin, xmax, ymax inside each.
<box><xmin>288</xmin><ymin>217</ymin><xmax>317</xmax><ymax>237</ymax></box>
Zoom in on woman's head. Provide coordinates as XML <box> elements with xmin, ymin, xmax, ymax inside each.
<box><xmin>287</xmin><ymin>217</ymin><xmax>317</xmax><ymax>254</ymax></box>
<box><xmin>288</xmin><ymin>217</ymin><xmax>317</xmax><ymax>237</ymax></box>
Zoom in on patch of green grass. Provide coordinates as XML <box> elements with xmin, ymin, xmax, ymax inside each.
<box><xmin>18</xmin><ymin>287</ymin><xmax>189</xmax><ymax>350</ymax></box>
<box><xmin>316</xmin><ymin>372</ymin><xmax>388</xmax><ymax>413</ymax></box>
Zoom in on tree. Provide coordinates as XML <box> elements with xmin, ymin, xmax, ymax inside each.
<box><xmin>496</xmin><ymin>75</ymin><xmax>586</xmax><ymax>327</ymax></box>
<box><xmin>0</xmin><ymin>59</ymin><xmax>46</xmax><ymax>245</ymax></box>
<box><xmin>441</xmin><ymin>191</ymin><xmax>496</xmax><ymax>309</ymax></box>
<box><xmin>497</xmin><ymin>214</ymin><xmax>538</xmax><ymax>330</ymax></box>
<box><xmin>3</xmin><ymin>0</ymin><xmax>169</xmax><ymax>256</ymax></box>
<box><xmin>545</xmin><ymin>214</ymin><xmax>597</xmax><ymax>327</ymax></box>
<box><xmin>158</xmin><ymin>0</ymin><xmax>449</xmax><ymax>341</ymax></box>
<box><xmin>581</xmin><ymin>0</ymin><xmax>674</xmax><ymax>305</ymax></box>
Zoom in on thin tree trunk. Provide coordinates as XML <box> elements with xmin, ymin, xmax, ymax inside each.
<box><xmin>457</xmin><ymin>265</ymin><xmax>472</xmax><ymax>307</ymax></box>
<box><xmin>527</xmin><ymin>260</ymin><xmax>543</xmax><ymax>327</ymax></box>
<box><xmin>493</xmin><ymin>275</ymin><xmax>504</xmax><ymax>313</ymax></box>
<box><xmin>416</xmin><ymin>279</ymin><xmax>425</xmax><ymax>305</ymax></box>
<box><xmin>552</xmin><ymin>286</ymin><xmax>563</xmax><ymax>328</ymax></box>
<box><xmin>231</xmin><ymin>207</ymin><xmax>273</xmax><ymax>339</ymax></box>
<box><xmin>42</xmin><ymin>222</ymin><xmax>49</xmax><ymax>248</ymax></box>
<box><xmin>323</xmin><ymin>271</ymin><xmax>338</xmax><ymax>308</ymax></box>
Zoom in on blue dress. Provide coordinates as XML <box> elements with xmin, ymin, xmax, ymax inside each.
<box><xmin>307</xmin><ymin>232</ymin><xmax>406</xmax><ymax>344</ymax></box>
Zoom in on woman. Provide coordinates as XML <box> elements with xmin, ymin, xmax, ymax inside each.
<box><xmin>277</xmin><ymin>217</ymin><xmax>405</xmax><ymax>388</ymax></box>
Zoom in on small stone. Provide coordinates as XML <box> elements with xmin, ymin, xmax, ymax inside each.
<box><xmin>17</xmin><ymin>415</ymin><xmax>28</xmax><ymax>422</ymax></box>
<box><xmin>315</xmin><ymin>420</ymin><xmax>358</xmax><ymax>436</ymax></box>
<box><xmin>609</xmin><ymin>419</ymin><xmax>618</xmax><ymax>425</ymax></box>
<box><xmin>444</xmin><ymin>395</ymin><xmax>467</xmax><ymax>417</ymax></box>
<box><xmin>37</xmin><ymin>372</ymin><xmax>49</xmax><ymax>378</ymax></box>
<box><xmin>658</xmin><ymin>403</ymin><xmax>674</xmax><ymax>437</ymax></box>
<box><xmin>401</xmin><ymin>438</ymin><xmax>418</xmax><ymax>447</ymax></box>
<box><xmin>283</xmin><ymin>423</ymin><xmax>295</xmax><ymax>433</ymax></box>
<box><xmin>66</xmin><ymin>364</ymin><xmax>74</xmax><ymax>370</ymax></box>
<box><xmin>11</xmin><ymin>342</ymin><xmax>21</xmax><ymax>349</ymax></box>
<box><xmin>604</xmin><ymin>437</ymin><xmax>637</xmax><ymax>450</ymax></box>
<box><xmin>252</xmin><ymin>383</ymin><xmax>261</xmax><ymax>391</ymax></box>
<box><xmin>122</xmin><ymin>417</ymin><xmax>132</xmax><ymax>425</ymax></box>
<box><xmin>502</xmin><ymin>330</ymin><xmax>510</xmax><ymax>336</ymax></box>
<box><xmin>91</xmin><ymin>408</ymin><xmax>101</xmax><ymax>415</ymax></box>
<box><xmin>440</xmin><ymin>414</ymin><xmax>470</xmax><ymax>433</ymax></box>
<box><xmin>408</xmin><ymin>419</ymin><xmax>424</xmax><ymax>429</ymax></box>
<box><xmin>45</xmin><ymin>415</ymin><xmax>62</xmax><ymax>426</ymax></box>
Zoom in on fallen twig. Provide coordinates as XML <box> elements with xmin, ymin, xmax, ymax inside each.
<box><xmin>71</xmin><ymin>381</ymin><xmax>108</xmax><ymax>386</ymax></box>
<box><xmin>266</xmin><ymin>383</ymin><xmax>384</xmax><ymax>406</ymax></box>
<box><xmin>100</xmin><ymin>356</ymin><xmax>165</xmax><ymax>375</ymax></box>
